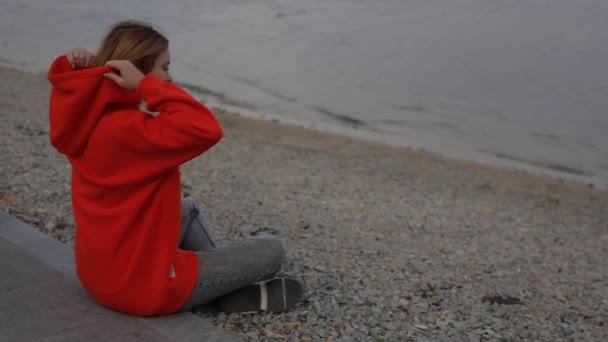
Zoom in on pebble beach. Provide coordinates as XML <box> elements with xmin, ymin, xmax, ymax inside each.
<box><xmin>1</xmin><ymin>66</ymin><xmax>607</xmax><ymax>341</ymax></box>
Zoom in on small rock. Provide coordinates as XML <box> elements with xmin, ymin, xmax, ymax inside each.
<box><xmin>382</xmin><ymin>321</ymin><xmax>397</xmax><ymax>330</ymax></box>
<box><xmin>314</xmin><ymin>265</ymin><xmax>326</xmax><ymax>272</ymax></box>
<box><xmin>45</xmin><ymin>221</ymin><xmax>55</xmax><ymax>231</ymax></box>
<box><xmin>413</xmin><ymin>323</ymin><xmax>428</xmax><ymax>331</ymax></box>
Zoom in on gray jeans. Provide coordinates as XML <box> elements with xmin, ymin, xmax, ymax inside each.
<box><xmin>178</xmin><ymin>199</ymin><xmax>286</xmax><ymax>311</ymax></box>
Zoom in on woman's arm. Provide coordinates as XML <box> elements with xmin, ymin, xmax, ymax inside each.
<box><xmin>99</xmin><ymin>60</ymin><xmax>223</xmax><ymax>176</ymax></box>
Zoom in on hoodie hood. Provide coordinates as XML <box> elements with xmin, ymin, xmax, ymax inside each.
<box><xmin>48</xmin><ymin>55</ymin><xmax>139</xmax><ymax>156</ymax></box>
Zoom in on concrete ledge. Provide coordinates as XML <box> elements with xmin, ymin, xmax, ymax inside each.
<box><xmin>0</xmin><ymin>213</ymin><xmax>77</xmax><ymax>280</ymax></box>
<box><xmin>0</xmin><ymin>212</ymin><xmax>242</xmax><ymax>342</ymax></box>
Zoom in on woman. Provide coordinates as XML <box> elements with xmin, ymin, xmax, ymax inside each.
<box><xmin>48</xmin><ymin>20</ymin><xmax>303</xmax><ymax>317</ymax></box>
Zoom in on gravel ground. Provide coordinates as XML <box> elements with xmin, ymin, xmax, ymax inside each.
<box><xmin>1</xmin><ymin>67</ymin><xmax>607</xmax><ymax>341</ymax></box>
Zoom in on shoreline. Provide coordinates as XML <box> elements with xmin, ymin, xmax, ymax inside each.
<box><xmin>2</xmin><ymin>58</ymin><xmax>606</xmax><ymax>191</ymax></box>
<box><xmin>212</xmin><ymin>106</ymin><xmax>607</xmax><ymax>197</ymax></box>
<box><xmin>182</xmin><ymin>81</ymin><xmax>607</xmax><ymax>192</ymax></box>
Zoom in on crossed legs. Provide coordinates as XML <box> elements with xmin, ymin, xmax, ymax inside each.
<box><xmin>177</xmin><ymin>199</ymin><xmax>293</xmax><ymax>312</ymax></box>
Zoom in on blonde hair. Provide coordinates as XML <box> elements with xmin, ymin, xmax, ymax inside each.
<box><xmin>94</xmin><ymin>20</ymin><xmax>168</xmax><ymax>74</ymax></box>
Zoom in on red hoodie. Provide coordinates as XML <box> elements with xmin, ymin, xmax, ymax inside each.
<box><xmin>48</xmin><ymin>55</ymin><xmax>223</xmax><ymax>316</ymax></box>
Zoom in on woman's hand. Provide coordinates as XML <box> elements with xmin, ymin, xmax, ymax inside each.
<box><xmin>103</xmin><ymin>60</ymin><xmax>145</xmax><ymax>90</ymax></box>
<box><xmin>66</xmin><ymin>48</ymin><xmax>95</xmax><ymax>69</ymax></box>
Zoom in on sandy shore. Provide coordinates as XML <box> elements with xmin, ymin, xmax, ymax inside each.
<box><xmin>1</xmin><ymin>66</ymin><xmax>607</xmax><ymax>341</ymax></box>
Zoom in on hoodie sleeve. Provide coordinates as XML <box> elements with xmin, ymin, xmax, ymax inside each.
<box><xmin>101</xmin><ymin>74</ymin><xmax>223</xmax><ymax>176</ymax></box>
